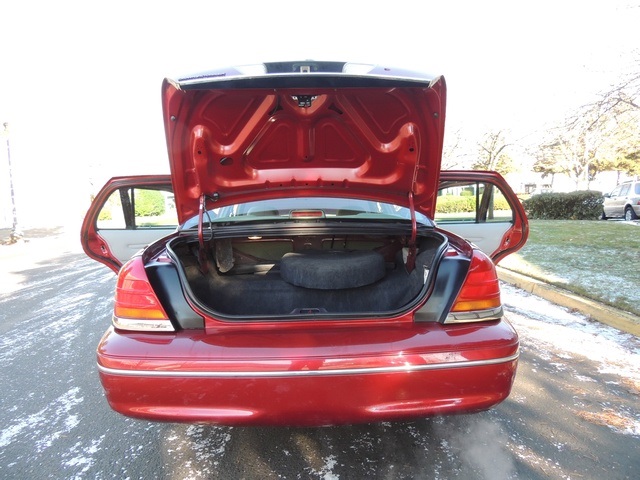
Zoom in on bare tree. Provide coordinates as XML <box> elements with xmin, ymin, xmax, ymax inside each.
<box><xmin>537</xmin><ymin>117</ymin><xmax>597</xmax><ymax>189</ymax></box>
<box><xmin>535</xmin><ymin>95</ymin><xmax>640</xmax><ymax>189</ymax></box>
<box><xmin>594</xmin><ymin>111</ymin><xmax>640</xmax><ymax>178</ymax></box>
<box><xmin>530</xmin><ymin>55</ymin><xmax>640</xmax><ymax>189</ymax></box>
<box><xmin>532</xmin><ymin>147</ymin><xmax>563</xmax><ymax>189</ymax></box>
<box><xmin>473</xmin><ymin>130</ymin><xmax>514</xmax><ymax>175</ymax></box>
<box><xmin>597</xmin><ymin>56</ymin><xmax>640</xmax><ymax>116</ymax></box>
<box><xmin>581</xmin><ymin>55</ymin><xmax>640</xmax><ymax>176</ymax></box>
<box><xmin>441</xmin><ymin>128</ymin><xmax>472</xmax><ymax>170</ymax></box>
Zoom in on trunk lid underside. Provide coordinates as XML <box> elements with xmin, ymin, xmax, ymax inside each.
<box><xmin>162</xmin><ymin>63</ymin><xmax>447</xmax><ymax>223</ymax></box>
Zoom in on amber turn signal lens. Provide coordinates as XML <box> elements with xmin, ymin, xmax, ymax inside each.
<box><xmin>450</xmin><ymin>250</ymin><xmax>501</xmax><ymax>313</ymax></box>
<box><xmin>113</xmin><ymin>257</ymin><xmax>174</xmax><ymax>331</ymax></box>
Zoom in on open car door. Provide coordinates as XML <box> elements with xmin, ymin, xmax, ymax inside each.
<box><xmin>435</xmin><ymin>170</ymin><xmax>528</xmax><ymax>264</ymax></box>
<box><xmin>81</xmin><ymin>175</ymin><xmax>177</xmax><ymax>273</ymax></box>
<box><xmin>82</xmin><ymin>171</ymin><xmax>527</xmax><ymax>272</ymax></box>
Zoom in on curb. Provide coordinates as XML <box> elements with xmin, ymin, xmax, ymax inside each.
<box><xmin>497</xmin><ymin>267</ymin><xmax>640</xmax><ymax>337</ymax></box>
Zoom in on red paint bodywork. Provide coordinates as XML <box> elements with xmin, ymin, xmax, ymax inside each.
<box><xmin>98</xmin><ymin>320</ymin><xmax>518</xmax><ymax>425</ymax></box>
<box><xmin>162</xmin><ymin>78</ymin><xmax>446</xmax><ymax>223</ymax></box>
<box><xmin>81</xmin><ymin>62</ymin><xmax>529</xmax><ymax>426</ymax></box>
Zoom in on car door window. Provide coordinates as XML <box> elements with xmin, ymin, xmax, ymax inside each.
<box><xmin>619</xmin><ymin>184</ymin><xmax>630</xmax><ymax>197</ymax></box>
<box><xmin>609</xmin><ymin>186</ymin><xmax>622</xmax><ymax>197</ymax></box>
<box><xmin>97</xmin><ymin>187</ymin><xmax>177</xmax><ymax>229</ymax></box>
<box><xmin>90</xmin><ymin>185</ymin><xmax>178</xmax><ymax>266</ymax></box>
<box><xmin>435</xmin><ymin>181</ymin><xmax>513</xmax><ymax>224</ymax></box>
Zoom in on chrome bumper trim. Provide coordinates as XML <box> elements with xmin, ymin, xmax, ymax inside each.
<box><xmin>97</xmin><ymin>350</ymin><xmax>519</xmax><ymax>378</ymax></box>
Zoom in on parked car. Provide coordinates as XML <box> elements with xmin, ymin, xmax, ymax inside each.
<box><xmin>81</xmin><ymin>61</ymin><xmax>528</xmax><ymax>426</ymax></box>
<box><xmin>602</xmin><ymin>181</ymin><xmax>640</xmax><ymax>220</ymax></box>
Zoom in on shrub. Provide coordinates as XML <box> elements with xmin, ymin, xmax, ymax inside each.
<box><xmin>435</xmin><ymin>195</ymin><xmax>510</xmax><ymax>214</ymax></box>
<box><xmin>436</xmin><ymin>195</ymin><xmax>476</xmax><ymax>213</ymax></box>
<box><xmin>493</xmin><ymin>196</ymin><xmax>510</xmax><ymax>211</ymax></box>
<box><xmin>135</xmin><ymin>190</ymin><xmax>166</xmax><ymax>217</ymax></box>
<box><xmin>523</xmin><ymin>190</ymin><xmax>603</xmax><ymax>220</ymax></box>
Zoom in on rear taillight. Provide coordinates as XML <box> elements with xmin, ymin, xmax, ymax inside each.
<box><xmin>113</xmin><ymin>257</ymin><xmax>175</xmax><ymax>332</ymax></box>
<box><xmin>445</xmin><ymin>250</ymin><xmax>503</xmax><ymax>324</ymax></box>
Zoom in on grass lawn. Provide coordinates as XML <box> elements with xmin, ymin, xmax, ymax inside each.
<box><xmin>499</xmin><ymin>219</ymin><xmax>640</xmax><ymax>317</ymax></box>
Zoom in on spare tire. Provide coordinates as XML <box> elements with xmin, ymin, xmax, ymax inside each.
<box><xmin>280</xmin><ymin>250</ymin><xmax>386</xmax><ymax>290</ymax></box>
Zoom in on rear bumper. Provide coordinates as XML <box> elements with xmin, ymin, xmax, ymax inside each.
<box><xmin>96</xmin><ymin>320</ymin><xmax>519</xmax><ymax>426</ymax></box>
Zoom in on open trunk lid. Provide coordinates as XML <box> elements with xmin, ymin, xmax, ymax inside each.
<box><xmin>162</xmin><ymin>61</ymin><xmax>447</xmax><ymax>224</ymax></box>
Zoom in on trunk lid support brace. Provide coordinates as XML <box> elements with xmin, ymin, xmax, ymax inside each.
<box><xmin>197</xmin><ymin>193</ymin><xmax>218</xmax><ymax>273</ymax></box>
<box><xmin>405</xmin><ymin>191</ymin><xmax>417</xmax><ymax>272</ymax></box>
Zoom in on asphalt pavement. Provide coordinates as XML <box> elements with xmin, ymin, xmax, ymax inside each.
<box><xmin>1</xmin><ymin>226</ymin><xmax>639</xmax><ymax>479</ymax></box>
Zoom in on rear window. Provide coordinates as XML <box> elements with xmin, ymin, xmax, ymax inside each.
<box><xmin>182</xmin><ymin>197</ymin><xmax>432</xmax><ymax>228</ymax></box>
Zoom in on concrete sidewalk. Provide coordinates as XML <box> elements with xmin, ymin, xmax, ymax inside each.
<box><xmin>498</xmin><ymin>267</ymin><xmax>640</xmax><ymax>337</ymax></box>
<box><xmin>0</xmin><ymin>226</ymin><xmax>68</xmax><ymax>243</ymax></box>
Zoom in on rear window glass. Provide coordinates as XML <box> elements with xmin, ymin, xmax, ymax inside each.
<box><xmin>182</xmin><ymin>197</ymin><xmax>431</xmax><ymax>228</ymax></box>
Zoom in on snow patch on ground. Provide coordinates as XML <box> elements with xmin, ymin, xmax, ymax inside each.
<box><xmin>63</xmin><ymin>436</ymin><xmax>105</xmax><ymax>479</ymax></box>
<box><xmin>0</xmin><ymin>268</ymin><xmax>112</xmax><ymax>363</ymax></box>
<box><xmin>160</xmin><ymin>424</ymin><xmax>233</xmax><ymax>479</ymax></box>
<box><xmin>308</xmin><ymin>454</ymin><xmax>339</xmax><ymax>480</ymax></box>
<box><xmin>503</xmin><ymin>283</ymin><xmax>640</xmax><ymax>358</ymax></box>
<box><xmin>0</xmin><ymin>387</ymin><xmax>84</xmax><ymax>450</ymax></box>
<box><xmin>502</xmin><ymin>283</ymin><xmax>640</xmax><ymax>437</ymax></box>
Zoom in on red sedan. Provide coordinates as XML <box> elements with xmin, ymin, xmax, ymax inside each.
<box><xmin>81</xmin><ymin>61</ymin><xmax>528</xmax><ymax>426</ymax></box>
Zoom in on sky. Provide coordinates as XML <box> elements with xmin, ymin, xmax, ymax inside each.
<box><xmin>0</xmin><ymin>0</ymin><xmax>638</xmax><ymax>227</ymax></box>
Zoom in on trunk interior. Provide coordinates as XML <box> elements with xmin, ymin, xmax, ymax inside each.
<box><xmin>169</xmin><ymin>232</ymin><xmax>447</xmax><ymax>318</ymax></box>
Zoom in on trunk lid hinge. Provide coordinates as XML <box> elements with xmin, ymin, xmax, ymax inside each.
<box><xmin>198</xmin><ymin>193</ymin><xmax>219</xmax><ymax>273</ymax></box>
<box><xmin>405</xmin><ymin>191</ymin><xmax>417</xmax><ymax>272</ymax></box>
